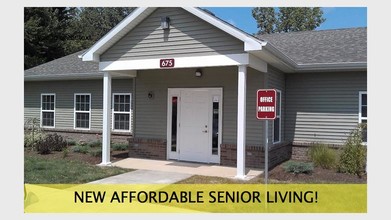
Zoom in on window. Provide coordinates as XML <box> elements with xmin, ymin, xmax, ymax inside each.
<box><xmin>212</xmin><ymin>98</ymin><xmax>220</xmax><ymax>155</ymax></box>
<box><xmin>273</xmin><ymin>90</ymin><xmax>281</xmax><ymax>143</ymax></box>
<box><xmin>359</xmin><ymin>91</ymin><xmax>367</xmax><ymax>143</ymax></box>
<box><xmin>74</xmin><ymin>94</ymin><xmax>91</xmax><ymax>129</ymax></box>
<box><xmin>41</xmin><ymin>94</ymin><xmax>55</xmax><ymax>128</ymax></box>
<box><xmin>170</xmin><ymin>96</ymin><xmax>178</xmax><ymax>152</ymax></box>
<box><xmin>112</xmin><ymin>93</ymin><xmax>131</xmax><ymax>132</ymax></box>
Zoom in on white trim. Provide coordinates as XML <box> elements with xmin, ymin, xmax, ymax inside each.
<box><xmin>40</xmin><ymin>93</ymin><xmax>56</xmax><ymax>128</ymax></box>
<box><xmin>99</xmin><ymin>53</ymin><xmax>250</xmax><ymax>71</ymax></box>
<box><xmin>248</xmin><ymin>54</ymin><xmax>268</xmax><ymax>73</ymax></box>
<box><xmin>167</xmin><ymin>89</ymin><xmax>181</xmax><ymax>160</ymax></box>
<box><xmin>81</xmin><ymin>7</ymin><xmax>265</xmax><ymax>62</ymax></box>
<box><xmin>73</xmin><ymin>93</ymin><xmax>92</xmax><ymax>130</ymax></box>
<box><xmin>359</xmin><ymin>91</ymin><xmax>367</xmax><ymax>123</ymax></box>
<box><xmin>101</xmin><ymin>73</ymin><xmax>112</xmax><ymax>165</ymax></box>
<box><xmin>273</xmin><ymin>90</ymin><xmax>282</xmax><ymax>144</ymax></box>
<box><xmin>236</xmin><ymin>65</ymin><xmax>247</xmax><ymax>178</ymax></box>
<box><xmin>112</xmin><ymin>93</ymin><xmax>132</xmax><ymax>133</ymax></box>
<box><xmin>358</xmin><ymin>91</ymin><xmax>367</xmax><ymax>145</ymax></box>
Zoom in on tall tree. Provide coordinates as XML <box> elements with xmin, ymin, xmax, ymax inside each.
<box><xmin>63</xmin><ymin>7</ymin><xmax>135</xmax><ymax>55</ymax></box>
<box><xmin>24</xmin><ymin>7</ymin><xmax>135</xmax><ymax>69</ymax></box>
<box><xmin>251</xmin><ymin>7</ymin><xmax>276</xmax><ymax>35</ymax></box>
<box><xmin>24</xmin><ymin>7</ymin><xmax>74</xmax><ymax>69</ymax></box>
<box><xmin>252</xmin><ymin>7</ymin><xmax>326</xmax><ymax>34</ymax></box>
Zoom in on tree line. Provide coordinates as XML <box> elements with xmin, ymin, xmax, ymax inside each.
<box><xmin>24</xmin><ymin>7</ymin><xmax>325</xmax><ymax>70</ymax></box>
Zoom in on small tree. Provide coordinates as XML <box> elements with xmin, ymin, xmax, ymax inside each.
<box><xmin>252</xmin><ymin>7</ymin><xmax>326</xmax><ymax>34</ymax></box>
<box><xmin>338</xmin><ymin>124</ymin><xmax>367</xmax><ymax>177</ymax></box>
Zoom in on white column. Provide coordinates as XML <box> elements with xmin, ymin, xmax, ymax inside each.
<box><xmin>236</xmin><ymin>65</ymin><xmax>247</xmax><ymax>178</ymax></box>
<box><xmin>100</xmin><ymin>72</ymin><xmax>112</xmax><ymax>166</ymax></box>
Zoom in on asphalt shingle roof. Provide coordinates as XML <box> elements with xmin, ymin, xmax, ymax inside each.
<box><xmin>24</xmin><ymin>20</ymin><xmax>367</xmax><ymax>78</ymax></box>
<box><xmin>24</xmin><ymin>49</ymin><xmax>99</xmax><ymax>77</ymax></box>
<box><xmin>258</xmin><ymin>27</ymin><xmax>367</xmax><ymax>65</ymax></box>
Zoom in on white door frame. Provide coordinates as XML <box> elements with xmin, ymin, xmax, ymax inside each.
<box><xmin>167</xmin><ymin>88</ymin><xmax>223</xmax><ymax>164</ymax></box>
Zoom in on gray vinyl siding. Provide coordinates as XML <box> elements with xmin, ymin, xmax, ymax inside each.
<box><xmin>24</xmin><ymin>79</ymin><xmax>133</xmax><ymax>131</ymax></box>
<box><xmin>285</xmin><ymin>71</ymin><xmax>367</xmax><ymax>146</ymax></box>
<box><xmin>101</xmin><ymin>8</ymin><xmax>244</xmax><ymax>62</ymax></box>
<box><xmin>268</xmin><ymin>66</ymin><xmax>286</xmax><ymax>146</ymax></box>
<box><xmin>134</xmin><ymin>66</ymin><xmax>265</xmax><ymax>145</ymax></box>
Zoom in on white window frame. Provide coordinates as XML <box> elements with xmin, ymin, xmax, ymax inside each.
<box><xmin>74</xmin><ymin>93</ymin><xmax>91</xmax><ymax>130</ymax></box>
<box><xmin>359</xmin><ymin>91</ymin><xmax>367</xmax><ymax>144</ymax></box>
<box><xmin>273</xmin><ymin>89</ymin><xmax>282</xmax><ymax>144</ymax></box>
<box><xmin>40</xmin><ymin>93</ymin><xmax>56</xmax><ymax>128</ymax></box>
<box><xmin>359</xmin><ymin>91</ymin><xmax>367</xmax><ymax>123</ymax></box>
<box><xmin>112</xmin><ymin>93</ymin><xmax>132</xmax><ymax>132</ymax></box>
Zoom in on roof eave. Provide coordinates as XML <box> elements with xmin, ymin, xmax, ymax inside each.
<box><xmin>24</xmin><ymin>72</ymin><xmax>104</xmax><ymax>81</ymax></box>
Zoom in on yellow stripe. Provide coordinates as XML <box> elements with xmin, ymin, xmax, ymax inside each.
<box><xmin>24</xmin><ymin>184</ymin><xmax>366</xmax><ymax>213</ymax></box>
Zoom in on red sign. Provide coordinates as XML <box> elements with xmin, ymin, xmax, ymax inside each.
<box><xmin>256</xmin><ymin>89</ymin><xmax>276</xmax><ymax>120</ymax></box>
<box><xmin>160</xmin><ymin>58</ymin><xmax>175</xmax><ymax>68</ymax></box>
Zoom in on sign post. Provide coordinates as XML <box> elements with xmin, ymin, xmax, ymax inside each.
<box><xmin>256</xmin><ymin>89</ymin><xmax>276</xmax><ymax>184</ymax></box>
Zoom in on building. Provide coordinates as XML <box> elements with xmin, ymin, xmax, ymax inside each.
<box><xmin>24</xmin><ymin>7</ymin><xmax>367</xmax><ymax>177</ymax></box>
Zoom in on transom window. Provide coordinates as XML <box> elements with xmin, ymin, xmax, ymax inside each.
<box><xmin>359</xmin><ymin>91</ymin><xmax>367</xmax><ymax>143</ymax></box>
<box><xmin>41</xmin><ymin>94</ymin><xmax>55</xmax><ymax>128</ymax></box>
<box><xmin>74</xmin><ymin>94</ymin><xmax>91</xmax><ymax>129</ymax></box>
<box><xmin>112</xmin><ymin>93</ymin><xmax>131</xmax><ymax>131</ymax></box>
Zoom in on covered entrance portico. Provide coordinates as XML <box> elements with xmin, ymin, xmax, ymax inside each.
<box><xmin>81</xmin><ymin>7</ymin><xmax>269</xmax><ymax>178</ymax></box>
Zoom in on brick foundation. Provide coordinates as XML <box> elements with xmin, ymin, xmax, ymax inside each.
<box><xmin>128</xmin><ymin>137</ymin><xmax>167</xmax><ymax>160</ymax></box>
<box><xmin>221</xmin><ymin>143</ymin><xmax>292</xmax><ymax>169</ymax></box>
<box><xmin>41</xmin><ymin>129</ymin><xmax>130</xmax><ymax>144</ymax></box>
<box><xmin>291</xmin><ymin>145</ymin><xmax>311</xmax><ymax>161</ymax></box>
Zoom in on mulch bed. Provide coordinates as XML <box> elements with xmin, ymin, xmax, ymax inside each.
<box><xmin>267</xmin><ymin>162</ymin><xmax>367</xmax><ymax>183</ymax></box>
<box><xmin>24</xmin><ymin>149</ymin><xmax>128</xmax><ymax>165</ymax></box>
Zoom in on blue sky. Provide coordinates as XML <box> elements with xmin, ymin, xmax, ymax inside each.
<box><xmin>203</xmin><ymin>7</ymin><xmax>367</xmax><ymax>35</ymax></box>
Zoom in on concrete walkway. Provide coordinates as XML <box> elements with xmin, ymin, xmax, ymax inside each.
<box><xmin>90</xmin><ymin>169</ymin><xmax>192</xmax><ymax>184</ymax></box>
<box><xmin>112</xmin><ymin>158</ymin><xmax>263</xmax><ymax>180</ymax></box>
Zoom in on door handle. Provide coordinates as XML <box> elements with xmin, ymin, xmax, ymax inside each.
<box><xmin>202</xmin><ymin>130</ymin><xmax>208</xmax><ymax>133</ymax></box>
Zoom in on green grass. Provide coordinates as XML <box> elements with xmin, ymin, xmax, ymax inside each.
<box><xmin>24</xmin><ymin>154</ymin><xmax>131</xmax><ymax>184</ymax></box>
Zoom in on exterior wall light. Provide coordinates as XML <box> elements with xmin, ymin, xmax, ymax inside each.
<box><xmin>161</xmin><ymin>17</ymin><xmax>170</xmax><ymax>30</ymax></box>
<box><xmin>148</xmin><ymin>91</ymin><xmax>154</xmax><ymax>99</ymax></box>
<box><xmin>195</xmin><ymin>69</ymin><xmax>202</xmax><ymax>77</ymax></box>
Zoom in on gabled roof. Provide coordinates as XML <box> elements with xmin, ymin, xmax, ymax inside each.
<box><xmin>258</xmin><ymin>27</ymin><xmax>367</xmax><ymax>65</ymax></box>
<box><xmin>24</xmin><ymin>50</ymin><xmax>101</xmax><ymax>81</ymax></box>
<box><xmin>81</xmin><ymin>7</ymin><xmax>266</xmax><ymax>62</ymax></box>
<box><xmin>25</xmin><ymin>7</ymin><xmax>367</xmax><ymax>80</ymax></box>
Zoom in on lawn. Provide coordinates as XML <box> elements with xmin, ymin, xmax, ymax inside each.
<box><xmin>24</xmin><ymin>152</ymin><xmax>131</xmax><ymax>184</ymax></box>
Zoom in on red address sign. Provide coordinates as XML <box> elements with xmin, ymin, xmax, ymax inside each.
<box><xmin>256</xmin><ymin>89</ymin><xmax>276</xmax><ymax>120</ymax></box>
<box><xmin>160</xmin><ymin>58</ymin><xmax>175</xmax><ymax>68</ymax></box>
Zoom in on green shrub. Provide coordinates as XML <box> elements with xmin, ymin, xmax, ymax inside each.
<box><xmin>338</xmin><ymin>124</ymin><xmax>367</xmax><ymax>176</ymax></box>
<box><xmin>24</xmin><ymin>132</ymin><xmax>45</xmax><ymax>149</ymax></box>
<box><xmin>66</xmin><ymin>140</ymin><xmax>77</xmax><ymax>146</ymax></box>
<box><xmin>47</xmin><ymin>133</ymin><xmax>68</xmax><ymax>151</ymax></box>
<box><xmin>71</xmin><ymin>145</ymin><xmax>90</xmax><ymax>154</ymax></box>
<box><xmin>62</xmin><ymin>147</ymin><xmax>69</xmax><ymax>158</ymax></box>
<box><xmin>111</xmin><ymin>143</ymin><xmax>128</xmax><ymax>151</ymax></box>
<box><xmin>35</xmin><ymin>133</ymin><xmax>67</xmax><ymax>154</ymax></box>
<box><xmin>308</xmin><ymin>143</ymin><xmax>337</xmax><ymax>169</ymax></box>
<box><xmin>89</xmin><ymin>148</ymin><xmax>102</xmax><ymax>157</ymax></box>
<box><xmin>24</xmin><ymin>117</ymin><xmax>45</xmax><ymax>150</ymax></box>
<box><xmin>283</xmin><ymin>161</ymin><xmax>314</xmax><ymax>174</ymax></box>
<box><xmin>88</xmin><ymin>140</ymin><xmax>102</xmax><ymax>148</ymax></box>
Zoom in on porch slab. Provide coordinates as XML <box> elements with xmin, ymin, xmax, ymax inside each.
<box><xmin>112</xmin><ymin>158</ymin><xmax>263</xmax><ymax>180</ymax></box>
